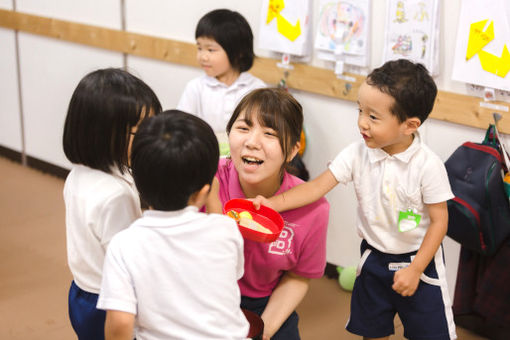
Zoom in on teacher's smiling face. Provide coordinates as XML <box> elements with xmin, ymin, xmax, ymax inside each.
<box><xmin>228</xmin><ymin>110</ymin><xmax>286</xmax><ymax>198</ymax></box>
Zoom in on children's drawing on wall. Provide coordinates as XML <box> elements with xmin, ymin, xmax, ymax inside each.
<box><xmin>314</xmin><ymin>0</ymin><xmax>371</xmax><ymax>76</ymax></box>
<box><xmin>452</xmin><ymin>0</ymin><xmax>510</xmax><ymax>92</ymax></box>
<box><xmin>258</xmin><ymin>0</ymin><xmax>313</xmax><ymax>58</ymax></box>
<box><xmin>414</xmin><ymin>1</ymin><xmax>429</xmax><ymax>22</ymax></box>
<box><xmin>394</xmin><ymin>1</ymin><xmax>407</xmax><ymax>23</ymax></box>
<box><xmin>383</xmin><ymin>0</ymin><xmax>439</xmax><ymax>75</ymax></box>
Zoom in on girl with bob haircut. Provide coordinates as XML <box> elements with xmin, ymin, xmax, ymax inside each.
<box><xmin>207</xmin><ymin>88</ymin><xmax>330</xmax><ymax>340</ymax></box>
<box><xmin>62</xmin><ymin>68</ymin><xmax>161</xmax><ymax>340</ymax></box>
<box><xmin>177</xmin><ymin>8</ymin><xmax>266</xmax><ymax>134</ymax></box>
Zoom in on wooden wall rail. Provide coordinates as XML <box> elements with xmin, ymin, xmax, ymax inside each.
<box><xmin>1</xmin><ymin>9</ymin><xmax>509</xmax><ymax>133</ymax></box>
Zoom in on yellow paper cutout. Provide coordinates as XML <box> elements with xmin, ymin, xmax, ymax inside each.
<box><xmin>266</xmin><ymin>0</ymin><xmax>302</xmax><ymax>42</ymax></box>
<box><xmin>465</xmin><ymin>18</ymin><xmax>509</xmax><ymax>78</ymax></box>
<box><xmin>466</xmin><ymin>19</ymin><xmax>494</xmax><ymax>60</ymax></box>
<box><xmin>478</xmin><ymin>45</ymin><xmax>510</xmax><ymax>78</ymax></box>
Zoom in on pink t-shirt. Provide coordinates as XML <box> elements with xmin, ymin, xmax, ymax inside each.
<box><xmin>216</xmin><ymin>158</ymin><xmax>330</xmax><ymax>298</ymax></box>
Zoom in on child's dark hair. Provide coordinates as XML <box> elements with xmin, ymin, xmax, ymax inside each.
<box><xmin>195</xmin><ymin>9</ymin><xmax>255</xmax><ymax>73</ymax></box>
<box><xmin>227</xmin><ymin>88</ymin><xmax>303</xmax><ymax>178</ymax></box>
<box><xmin>63</xmin><ymin>68</ymin><xmax>162</xmax><ymax>174</ymax></box>
<box><xmin>366</xmin><ymin>59</ymin><xmax>437</xmax><ymax>123</ymax></box>
<box><xmin>131</xmin><ymin>110</ymin><xmax>219</xmax><ymax>211</ymax></box>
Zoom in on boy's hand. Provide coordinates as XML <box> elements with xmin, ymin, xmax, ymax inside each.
<box><xmin>392</xmin><ymin>265</ymin><xmax>421</xmax><ymax>297</ymax></box>
<box><xmin>251</xmin><ymin>195</ymin><xmax>273</xmax><ymax>210</ymax></box>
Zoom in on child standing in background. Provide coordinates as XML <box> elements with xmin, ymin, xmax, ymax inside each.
<box><xmin>62</xmin><ymin>68</ymin><xmax>162</xmax><ymax>340</ymax></box>
<box><xmin>254</xmin><ymin>59</ymin><xmax>457</xmax><ymax>340</ymax></box>
<box><xmin>177</xmin><ymin>8</ymin><xmax>266</xmax><ymax>135</ymax></box>
<box><xmin>98</xmin><ymin>110</ymin><xmax>250</xmax><ymax>340</ymax></box>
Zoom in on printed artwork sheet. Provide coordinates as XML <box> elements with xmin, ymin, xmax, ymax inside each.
<box><xmin>451</xmin><ymin>0</ymin><xmax>510</xmax><ymax>91</ymax></box>
<box><xmin>258</xmin><ymin>0</ymin><xmax>313</xmax><ymax>57</ymax></box>
<box><xmin>314</xmin><ymin>0</ymin><xmax>371</xmax><ymax>67</ymax></box>
<box><xmin>383</xmin><ymin>0</ymin><xmax>440</xmax><ymax>75</ymax></box>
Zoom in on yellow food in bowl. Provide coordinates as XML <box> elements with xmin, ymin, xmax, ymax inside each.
<box><xmin>239</xmin><ymin>211</ymin><xmax>253</xmax><ymax>220</ymax></box>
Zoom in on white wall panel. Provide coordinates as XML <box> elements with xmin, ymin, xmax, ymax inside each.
<box><xmin>295</xmin><ymin>91</ymin><xmax>362</xmax><ymax>267</ymax></box>
<box><xmin>0</xmin><ymin>28</ymin><xmax>22</xmax><ymax>152</ymax></box>
<box><xmin>13</xmin><ymin>0</ymin><xmax>124</xmax><ymax>168</ymax></box>
<box><xmin>16</xmin><ymin>0</ymin><xmax>121</xmax><ymax>29</ymax></box>
<box><xmin>127</xmin><ymin>56</ymin><xmax>202</xmax><ymax>111</ymax></box>
<box><xmin>125</xmin><ymin>0</ymin><xmax>260</xmax><ymax>43</ymax></box>
<box><xmin>18</xmin><ymin>34</ymin><xmax>123</xmax><ymax>169</ymax></box>
<box><xmin>0</xmin><ymin>0</ymin><xmax>12</xmax><ymax>10</ymax></box>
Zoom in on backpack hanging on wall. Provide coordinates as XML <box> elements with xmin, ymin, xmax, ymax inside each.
<box><xmin>445</xmin><ymin>124</ymin><xmax>510</xmax><ymax>256</ymax></box>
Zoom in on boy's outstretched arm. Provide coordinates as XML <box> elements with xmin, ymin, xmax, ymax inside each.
<box><xmin>254</xmin><ymin>169</ymin><xmax>338</xmax><ymax>212</ymax></box>
<box><xmin>392</xmin><ymin>201</ymin><xmax>448</xmax><ymax>297</ymax></box>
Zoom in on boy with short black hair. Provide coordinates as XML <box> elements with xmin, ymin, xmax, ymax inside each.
<box><xmin>255</xmin><ymin>59</ymin><xmax>457</xmax><ymax>339</ymax></box>
<box><xmin>97</xmin><ymin>110</ymin><xmax>249</xmax><ymax>340</ymax></box>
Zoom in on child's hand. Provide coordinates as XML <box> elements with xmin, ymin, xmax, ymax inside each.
<box><xmin>392</xmin><ymin>266</ymin><xmax>421</xmax><ymax>297</ymax></box>
<box><xmin>251</xmin><ymin>195</ymin><xmax>273</xmax><ymax>211</ymax></box>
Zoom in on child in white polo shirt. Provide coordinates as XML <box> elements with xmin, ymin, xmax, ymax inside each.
<box><xmin>254</xmin><ymin>59</ymin><xmax>457</xmax><ymax>340</ymax></box>
<box><xmin>97</xmin><ymin>111</ymin><xmax>249</xmax><ymax>340</ymax></box>
<box><xmin>177</xmin><ymin>9</ymin><xmax>265</xmax><ymax>134</ymax></box>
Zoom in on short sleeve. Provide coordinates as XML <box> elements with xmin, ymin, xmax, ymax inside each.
<box><xmin>98</xmin><ymin>192</ymin><xmax>140</xmax><ymax>250</ymax></box>
<box><xmin>328</xmin><ymin>143</ymin><xmax>357</xmax><ymax>184</ymax></box>
<box><xmin>421</xmin><ymin>154</ymin><xmax>454</xmax><ymax>204</ymax></box>
<box><xmin>251</xmin><ymin>76</ymin><xmax>266</xmax><ymax>90</ymax></box>
<box><xmin>236</xmin><ymin>230</ymin><xmax>245</xmax><ymax>280</ymax></box>
<box><xmin>176</xmin><ymin>80</ymin><xmax>199</xmax><ymax>115</ymax></box>
<box><xmin>97</xmin><ymin>236</ymin><xmax>137</xmax><ymax>314</ymax></box>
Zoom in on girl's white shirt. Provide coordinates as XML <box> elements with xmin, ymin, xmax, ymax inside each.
<box><xmin>64</xmin><ymin>164</ymin><xmax>141</xmax><ymax>293</ymax></box>
<box><xmin>177</xmin><ymin>72</ymin><xmax>266</xmax><ymax>133</ymax></box>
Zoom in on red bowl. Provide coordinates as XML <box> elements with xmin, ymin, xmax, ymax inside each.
<box><xmin>224</xmin><ymin>198</ymin><xmax>284</xmax><ymax>243</ymax></box>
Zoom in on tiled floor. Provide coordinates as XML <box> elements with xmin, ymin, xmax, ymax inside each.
<box><xmin>0</xmin><ymin>156</ymin><xmax>488</xmax><ymax>339</ymax></box>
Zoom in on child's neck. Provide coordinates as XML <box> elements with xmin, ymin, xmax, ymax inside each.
<box><xmin>382</xmin><ymin>133</ymin><xmax>415</xmax><ymax>155</ymax></box>
<box><xmin>216</xmin><ymin>69</ymin><xmax>240</xmax><ymax>87</ymax></box>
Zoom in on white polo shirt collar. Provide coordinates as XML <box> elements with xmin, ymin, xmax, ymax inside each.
<box><xmin>136</xmin><ymin>206</ymin><xmax>200</xmax><ymax>228</ymax></box>
<box><xmin>110</xmin><ymin>165</ymin><xmax>135</xmax><ymax>186</ymax></box>
<box><xmin>203</xmin><ymin>72</ymin><xmax>254</xmax><ymax>89</ymax></box>
<box><xmin>367</xmin><ymin>131</ymin><xmax>422</xmax><ymax>164</ymax></box>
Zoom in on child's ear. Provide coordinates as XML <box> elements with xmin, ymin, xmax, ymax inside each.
<box><xmin>287</xmin><ymin>142</ymin><xmax>301</xmax><ymax>163</ymax></box>
<box><xmin>188</xmin><ymin>184</ymin><xmax>211</xmax><ymax>207</ymax></box>
<box><xmin>404</xmin><ymin>117</ymin><xmax>421</xmax><ymax>135</ymax></box>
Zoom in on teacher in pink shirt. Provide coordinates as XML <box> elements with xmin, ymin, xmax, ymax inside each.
<box><xmin>207</xmin><ymin>88</ymin><xmax>330</xmax><ymax>340</ymax></box>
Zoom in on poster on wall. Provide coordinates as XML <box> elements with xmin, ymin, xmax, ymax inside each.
<box><xmin>382</xmin><ymin>0</ymin><xmax>440</xmax><ymax>75</ymax></box>
<box><xmin>314</xmin><ymin>0</ymin><xmax>371</xmax><ymax>68</ymax></box>
<box><xmin>258</xmin><ymin>0</ymin><xmax>313</xmax><ymax>57</ymax></box>
<box><xmin>451</xmin><ymin>0</ymin><xmax>510</xmax><ymax>92</ymax></box>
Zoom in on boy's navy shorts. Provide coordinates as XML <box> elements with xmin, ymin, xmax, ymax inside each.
<box><xmin>346</xmin><ymin>240</ymin><xmax>457</xmax><ymax>340</ymax></box>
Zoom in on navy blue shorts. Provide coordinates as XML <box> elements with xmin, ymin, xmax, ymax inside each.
<box><xmin>346</xmin><ymin>241</ymin><xmax>457</xmax><ymax>340</ymax></box>
<box><xmin>68</xmin><ymin>281</ymin><xmax>106</xmax><ymax>340</ymax></box>
<box><xmin>241</xmin><ymin>295</ymin><xmax>300</xmax><ymax>340</ymax></box>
